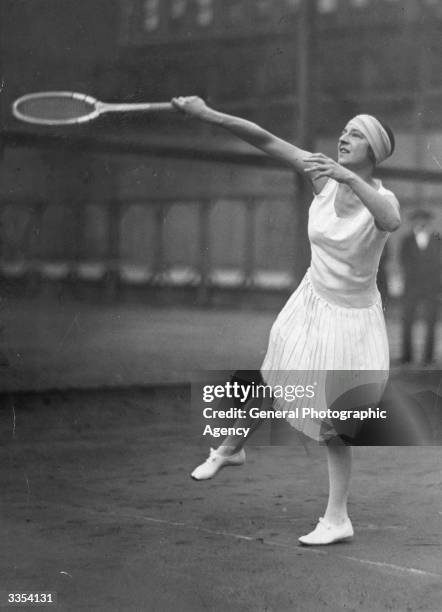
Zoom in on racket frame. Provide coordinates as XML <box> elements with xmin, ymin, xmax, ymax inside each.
<box><xmin>12</xmin><ymin>91</ymin><xmax>174</xmax><ymax>125</ymax></box>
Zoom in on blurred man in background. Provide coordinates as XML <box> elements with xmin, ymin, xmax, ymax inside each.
<box><xmin>400</xmin><ymin>209</ymin><xmax>441</xmax><ymax>365</ymax></box>
<box><xmin>377</xmin><ymin>242</ymin><xmax>390</xmax><ymax>312</ymax></box>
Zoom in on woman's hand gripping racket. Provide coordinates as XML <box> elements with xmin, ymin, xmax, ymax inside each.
<box><xmin>12</xmin><ymin>91</ymin><xmax>175</xmax><ymax>126</ymax></box>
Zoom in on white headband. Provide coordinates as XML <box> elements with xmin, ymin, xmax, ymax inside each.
<box><xmin>347</xmin><ymin>114</ymin><xmax>392</xmax><ymax>164</ymax></box>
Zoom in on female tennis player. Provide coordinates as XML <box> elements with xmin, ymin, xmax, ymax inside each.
<box><xmin>172</xmin><ymin>96</ymin><xmax>400</xmax><ymax>545</ymax></box>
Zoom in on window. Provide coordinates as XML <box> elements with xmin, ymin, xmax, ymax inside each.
<box><xmin>143</xmin><ymin>0</ymin><xmax>160</xmax><ymax>32</ymax></box>
<box><xmin>350</xmin><ymin>0</ymin><xmax>370</xmax><ymax>7</ymax></box>
<box><xmin>196</xmin><ymin>0</ymin><xmax>214</xmax><ymax>27</ymax></box>
<box><xmin>317</xmin><ymin>0</ymin><xmax>338</xmax><ymax>13</ymax></box>
<box><xmin>170</xmin><ymin>0</ymin><xmax>187</xmax><ymax>20</ymax></box>
<box><xmin>285</xmin><ymin>0</ymin><xmax>301</xmax><ymax>10</ymax></box>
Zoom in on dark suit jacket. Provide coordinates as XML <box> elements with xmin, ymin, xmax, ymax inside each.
<box><xmin>400</xmin><ymin>231</ymin><xmax>441</xmax><ymax>296</ymax></box>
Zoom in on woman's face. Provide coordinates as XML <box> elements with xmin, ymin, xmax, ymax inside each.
<box><xmin>337</xmin><ymin>123</ymin><xmax>372</xmax><ymax>168</ymax></box>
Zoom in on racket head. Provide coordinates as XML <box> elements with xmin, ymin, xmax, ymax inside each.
<box><xmin>12</xmin><ymin>91</ymin><xmax>100</xmax><ymax>125</ymax></box>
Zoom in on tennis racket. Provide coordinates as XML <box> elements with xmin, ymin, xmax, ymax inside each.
<box><xmin>12</xmin><ymin>91</ymin><xmax>175</xmax><ymax>126</ymax></box>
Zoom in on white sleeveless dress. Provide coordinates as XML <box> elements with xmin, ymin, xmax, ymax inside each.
<box><xmin>261</xmin><ymin>178</ymin><xmax>398</xmax><ymax>442</ymax></box>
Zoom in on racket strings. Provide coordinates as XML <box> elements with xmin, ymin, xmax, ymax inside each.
<box><xmin>14</xmin><ymin>95</ymin><xmax>95</xmax><ymax>122</ymax></box>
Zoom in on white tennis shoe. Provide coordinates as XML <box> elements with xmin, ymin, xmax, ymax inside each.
<box><xmin>299</xmin><ymin>516</ymin><xmax>354</xmax><ymax>545</ymax></box>
<box><xmin>191</xmin><ymin>447</ymin><xmax>246</xmax><ymax>480</ymax></box>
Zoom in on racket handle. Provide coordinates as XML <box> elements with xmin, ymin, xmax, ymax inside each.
<box><xmin>99</xmin><ymin>101</ymin><xmax>175</xmax><ymax>113</ymax></box>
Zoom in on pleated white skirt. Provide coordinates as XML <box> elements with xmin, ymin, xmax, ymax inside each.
<box><xmin>261</xmin><ymin>270</ymin><xmax>389</xmax><ymax>442</ymax></box>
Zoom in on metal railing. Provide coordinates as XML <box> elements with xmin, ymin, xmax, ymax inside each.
<box><xmin>0</xmin><ymin>195</ymin><xmax>297</xmax><ymax>304</ymax></box>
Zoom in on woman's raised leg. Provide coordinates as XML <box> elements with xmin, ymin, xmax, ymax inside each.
<box><xmin>191</xmin><ymin>396</ymin><xmax>269</xmax><ymax>480</ymax></box>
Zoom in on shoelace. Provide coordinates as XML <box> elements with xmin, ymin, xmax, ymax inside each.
<box><xmin>206</xmin><ymin>448</ymin><xmax>240</xmax><ymax>463</ymax></box>
<box><xmin>318</xmin><ymin>517</ymin><xmax>349</xmax><ymax>531</ymax></box>
<box><xmin>318</xmin><ymin>517</ymin><xmax>332</xmax><ymax>530</ymax></box>
<box><xmin>207</xmin><ymin>448</ymin><xmax>218</xmax><ymax>462</ymax></box>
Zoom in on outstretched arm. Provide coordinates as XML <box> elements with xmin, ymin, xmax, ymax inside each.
<box><xmin>171</xmin><ymin>96</ymin><xmax>327</xmax><ymax>193</ymax></box>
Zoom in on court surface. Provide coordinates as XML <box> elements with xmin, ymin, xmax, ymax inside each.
<box><xmin>0</xmin><ymin>387</ymin><xmax>441</xmax><ymax>611</ymax></box>
<box><xmin>0</xmin><ymin>297</ymin><xmax>441</xmax><ymax>610</ymax></box>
